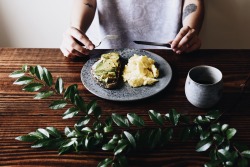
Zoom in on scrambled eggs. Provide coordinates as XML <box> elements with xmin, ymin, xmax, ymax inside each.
<box><xmin>123</xmin><ymin>54</ymin><xmax>159</xmax><ymax>87</ymax></box>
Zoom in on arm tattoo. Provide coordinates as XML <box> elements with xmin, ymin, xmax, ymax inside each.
<box><xmin>84</xmin><ymin>3</ymin><xmax>94</xmax><ymax>8</ymax></box>
<box><xmin>182</xmin><ymin>4</ymin><xmax>197</xmax><ymax>21</ymax></box>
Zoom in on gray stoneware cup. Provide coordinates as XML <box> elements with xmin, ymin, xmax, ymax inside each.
<box><xmin>185</xmin><ymin>65</ymin><xmax>223</xmax><ymax>108</ymax></box>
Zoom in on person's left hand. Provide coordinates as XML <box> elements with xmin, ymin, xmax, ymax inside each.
<box><xmin>171</xmin><ymin>26</ymin><xmax>201</xmax><ymax>54</ymax></box>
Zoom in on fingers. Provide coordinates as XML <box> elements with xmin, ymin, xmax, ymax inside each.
<box><xmin>60</xmin><ymin>27</ymin><xmax>94</xmax><ymax>58</ymax></box>
<box><xmin>171</xmin><ymin>26</ymin><xmax>201</xmax><ymax>54</ymax></box>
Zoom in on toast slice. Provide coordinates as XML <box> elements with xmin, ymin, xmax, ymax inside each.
<box><xmin>91</xmin><ymin>52</ymin><xmax>121</xmax><ymax>89</ymax></box>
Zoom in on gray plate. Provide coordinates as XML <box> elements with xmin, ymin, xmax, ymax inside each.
<box><xmin>81</xmin><ymin>49</ymin><xmax>172</xmax><ymax>101</ymax></box>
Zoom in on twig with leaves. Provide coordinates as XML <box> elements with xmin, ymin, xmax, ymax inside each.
<box><xmin>10</xmin><ymin>65</ymin><xmax>250</xmax><ymax>167</ymax></box>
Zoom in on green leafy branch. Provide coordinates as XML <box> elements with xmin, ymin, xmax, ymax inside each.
<box><xmin>10</xmin><ymin>65</ymin><xmax>250</xmax><ymax>167</ymax></box>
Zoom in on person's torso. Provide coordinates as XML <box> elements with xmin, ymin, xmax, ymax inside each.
<box><xmin>89</xmin><ymin>0</ymin><xmax>183</xmax><ymax>49</ymax></box>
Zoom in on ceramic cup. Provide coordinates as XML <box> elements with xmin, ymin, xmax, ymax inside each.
<box><xmin>185</xmin><ymin>65</ymin><xmax>223</xmax><ymax>108</ymax></box>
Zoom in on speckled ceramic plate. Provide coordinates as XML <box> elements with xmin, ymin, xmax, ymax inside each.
<box><xmin>81</xmin><ymin>49</ymin><xmax>172</xmax><ymax>101</ymax></box>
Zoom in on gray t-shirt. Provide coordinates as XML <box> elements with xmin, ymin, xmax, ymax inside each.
<box><xmin>87</xmin><ymin>0</ymin><xmax>183</xmax><ymax>49</ymax></box>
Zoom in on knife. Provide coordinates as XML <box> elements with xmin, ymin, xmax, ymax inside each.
<box><xmin>133</xmin><ymin>41</ymin><xmax>171</xmax><ymax>48</ymax></box>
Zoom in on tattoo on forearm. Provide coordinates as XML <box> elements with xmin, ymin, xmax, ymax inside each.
<box><xmin>84</xmin><ymin>3</ymin><xmax>94</xmax><ymax>8</ymax></box>
<box><xmin>182</xmin><ymin>4</ymin><xmax>197</xmax><ymax>20</ymax></box>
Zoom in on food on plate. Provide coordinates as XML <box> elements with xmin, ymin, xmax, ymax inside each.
<box><xmin>91</xmin><ymin>52</ymin><xmax>121</xmax><ymax>89</ymax></box>
<box><xmin>123</xmin><ymin>54</ymin><xmax>159</xmax><ymax>87</ymax></box>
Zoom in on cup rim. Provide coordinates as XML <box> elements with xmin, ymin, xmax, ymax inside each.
<box><xmin>188</xmin><ymin>65</ymin><xmax>223</xmax><ymax>86</ymax></box>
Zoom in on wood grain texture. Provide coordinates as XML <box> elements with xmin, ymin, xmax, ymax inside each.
<box><xmin>0</xmin><ymin>48</ymin><xmax>250</xmax><ymax>167</ymax></box>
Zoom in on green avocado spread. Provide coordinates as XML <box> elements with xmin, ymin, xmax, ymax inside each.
<box><xmin>91</xmin><ymin>52</ymin><xmax>120</xmax><ymax>83</ymax></box>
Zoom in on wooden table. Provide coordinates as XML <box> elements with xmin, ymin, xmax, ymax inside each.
<box><xmin>0</xmin><ymin>48</ymin><xmax>250</xmax><ymax>167</ymax></box>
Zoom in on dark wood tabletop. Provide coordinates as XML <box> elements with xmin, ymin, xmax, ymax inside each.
<box><xmin>0</xmin><ymin>48</ymin><xmax>250</xmax><ymax>167</ymax></box>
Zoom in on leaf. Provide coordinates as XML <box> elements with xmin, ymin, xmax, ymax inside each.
<box><xmin>114</xmin><ymin>139</ymin><xmax>128</xmax><ymax>155</ymax></box>
<box><xmin>169</xmin><ymin>109</ymin><xmax>180</xmax><ymax>126</ymax></box>
<box><xmin>87</xmin><ymin>100</ymin><xmax>97</xmax><ymax>115</ymax></box>
<box><xmin>35</xmin><ymin>65</ymin><xmax>44</xmax><ymax>80</ymax></box>
<box><xmin>75</xmin><ymin>116</ymin><xmax>91</xmax><ymax>127</ymax></box>
<box><xmin>103</xmin><ymin>126</ymin><xmax>113</xmax><ymax>133</ymax></box>
<box><xmin>213</xmin><ymin>134</ymin><xmax>224</xmax><ymax>146</ymax></box>
<box><xmin>13</xmin><ymin>76</ymin><xmax>33</xmax><ymax>85</ymax></box>
<box><xmin>46</xmin><ymin>127</ymin><xmax>61</xmax><ymax>138</ymax></box>
<box><xmin>55</xmin><ymin>77</ymin><xmax>64</xmax><ymax>94</ymax></box>
<box><xmin>102</xmin><ymin>143</ymin><xmax>116</xmax><ymax>151</ymax></box>
<box><xmin>217</xmin><ymin>149</ymin><xmax>234</xmax><ymax>162</ymax></box>
<box><xmin>204</xmin><ymin>160</ymin><xmax>222</xmax><ymax>167</ymax></box>
<box><xmin>34</xmin><ymin>91</ymin><xmax>54</xmax><ymax>99</ymax></box>
<box><xmin>29</xmin><ymin>66</ymin><xmax>35</xmax><ymax>75</ymax></box>
<box><xmin>148</xmin><ymin>128</ymin><xmax>162</xmax><ymax>149</ymax></box>
<box><xmin>116</xmin><ymin>156</ymin><xmax>128</xmax><ymax>167</ymax></box>
<box><xmin>161</xmin><ymin>128</ymin><xmax>173</xmax><ymax>145</ymax></box>
<box><xmin>111</xmin><ymin>113</ymin><xmax>129</xmax><ymax>128</ymax></box>
<box><xmin>37</xmin><ymin>128</ymin><xmax>50</xmax><ymax>138</ymax></box>
<box><xmin>43</xmin><ymin>67</ymin><xmax>53</xmax><ymax>86</ymax></box>
<box><xmin>241</xmin><ymin>150</ymin><xmax>250</xmax><ymax>158</ymax></box>
<box><xmin>211</xmin><ymin>123</ymin><xmax>221</xmax><ymax>133</ymax></box>
<box><xmin>124</xmin><ymin>131</ymin><xmax>136</xmax><ymax>148</ymax></box>
<box><xmin>93</xmin><ymin>121</ymin><xmax>103</xmax><ymax>131</ymax></box>
<box><xmin>195</xmin><ymin>116</ymin><xmax>210</xmax><ymax>124</ymax></box>
<box><xmin>127</xmin><ymin>113</ymin><xmax>144</xmax><ymax>127</ymax></box>
<box><xmin>22</xmin><ymin>83</ymin><xmax>44</xmax><ymax>92</ymax></box>
<box><xmin>49</xmin><ymin>100</ymin><xmax>67</xmax><ymax>110</ymax></box>
<box><xmin>81</xmin><ymin>127</ymin><xmax>92</xmax><ymax>133</ymax></box>
<box><xmin>97</xmin><ymin>158</ymin><xmax>113</xmax><ymax>167</ymax></box>
<box><xmin>22</xmin><ymin>64</ymin><xmax>28</xmax><ymax>72</ymax></box>
<box><xmin>226</xmin><ymin>128</ymin><xmax>237</xmax><ymax>140</ymax></box>
<box><xmin>74</xmin><ymin>94</ymin><xmax>85</xmax><ymax>112</ymax></box>
<box><xmin>63</xmin><ymin>107</ymin><xmax>79</xmax><ymax>119</ymax></box>
<box><xmin>64</xmin><ymin>84</ymin><xmax>78</xmax><ymax>103</ymax></box>
<box><xmin>9</xmin><ymin>70</ymin><xmax>25</xmax><ymax>78</ymax></box>
<box><xmin>28</xmin><ymin>131</ymin><xmax>44</xmax><ymax>139</ymax></box>
<box><xmin>221</xmin><ymin>124</ymin><xmax>229</xmax><ymax>132</ymax></box>
<box><xmin>31</xmin><ymin>139</ymin><xmax>51</xmax><ymax>148</ymax></box>
<box><xmin>180</xmin><ymin>127</ymin><xmax>190</xmax><ymax>141</ymax></box>
<box><xmin>196</xmin><ymin>138</ymin><xmax>213</xmax><ymax>152</ymax></box>
<box><xmin>200</xmin><ymin>131</ymin><xmax>211</xmax><ymax>140</ymax></box>
<box><xmin>206</xmin><ymin>110</ymin><xmax>222</xmax><ymax>120</ymax></box>
<box><xmin>148</xmin><ymin>110</ymin><xmax>164</xmax><ymax>126</ymax></box>
<box><xmin>15</xmin><ymin>135</ymin><xmax>38</xmax><ymax>142</ymax></box>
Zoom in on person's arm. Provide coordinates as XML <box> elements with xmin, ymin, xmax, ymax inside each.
<box><xmin>171</xmin><ymin>0</ymin><xmax>205</xmax><ymax>54</ymax></box>
<box><xmin>60</xmin><ymin>0</ymin><xmax>97</xmax><ymax>58</ymax></box>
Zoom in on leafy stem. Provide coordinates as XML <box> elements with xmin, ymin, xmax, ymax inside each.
<box><xmin>10</xmin><ymin>65</ymin><xmax>250</xmax><ymax>167</ymax></box>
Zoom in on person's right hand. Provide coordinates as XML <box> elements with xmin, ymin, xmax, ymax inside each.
<box><xmin>60</xmin><ymin>27</ymin><xmax>95</xmax><ymax>58</ymax></box>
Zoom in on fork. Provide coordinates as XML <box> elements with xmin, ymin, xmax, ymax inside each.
<box><xmin>75</xmin><ymin>35</ymin><xmax>119</xmax><ymax>48</ymax></box>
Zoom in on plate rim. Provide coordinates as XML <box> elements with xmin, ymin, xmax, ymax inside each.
<box><xmin>81</xmin><ymin>49</ymin><xmax>172</xmax><ymax>101</ymax></box>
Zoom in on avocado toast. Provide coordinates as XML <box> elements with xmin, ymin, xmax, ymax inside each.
<box><xmin>91</xmin><ymin>52</ymin><xmax>121</xmax><ymax>89</ymax></box>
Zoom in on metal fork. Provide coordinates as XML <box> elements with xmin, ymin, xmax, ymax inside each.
<box><xmin>75</xmin><ymin>35</ymin><xmax>119</xmax><ymax>48</ymax></box>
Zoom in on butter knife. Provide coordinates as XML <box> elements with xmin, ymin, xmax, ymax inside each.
<box><xmin>133</xmin><ymin>41</ymin><xmax>171</xmax><ymax>48</ymax></box>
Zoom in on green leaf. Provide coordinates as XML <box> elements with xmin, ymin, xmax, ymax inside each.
<box><xmin>196</xmin><ymin>138</ymin><xmax>213</xmax><ymax>152</ymax></box>
<box><xmin>64</xmin><ymin>84</ymin><xmax>78</xmax><ymax>102</ymax></box>
<box><xmin>103</xmin><ymin>126</ymin><xmax>113</xmax><ymax>133</ymax></box>
<box><xmin>149</xmin><ymin>128</ymin><xmax>162</xmax><ymax>149</ymax></box>
<box><xmin>206</xmin><ymin>110</ymin><xmax>222</xmax><ymax>120</ymax></box>
<box><xmin>211</xmin><ymin>123</ymin><xmax>221</xmax><ymax>133</ymax></box>
<box><xmin>148</xmin><ymin>110</ymin><xmax>164</xmax><ymax>126</ymax></box>
<box><xmin>217</xmin><ymin>149</ymin><xmax>234</xmax><ymax>162</ymax></box>
<box><xmin>105</xmin><ymin>116</ymin><xmax>113</xmax><ymax>126</ymax></box>
<box><xmin>213</xmin><ymin>134</ymin><xmax>224</xmax><ymax>146</ymax></box>
<box><xmin>22</xmin><ymin>64</ymin><xmax>28</xmax><ymax>72</ymax></box>
<box><xmin>13</xmin><ymin>76</ymin><xmax>33</xmax><ymax>85</ymax></box>
<box><xmin>46</xmin><ymin>127</ymin><xmax>61</xmax><ymax>138</ymax></box>
<box><xmin>55</xmin><ymin>77</ymin><xmax>64</xmax><ymax>94</ymax></box>
<box><xmin>87</xmin><ymin>100</ymin><xmax>97</xmax><ymax>115</ymax></box>
<box><xmin>29</xmin><ymin>66</ymin><xmax>35</xmax><ymax>75</ymax></box>
<box><xmin>43</xmin><ymin>67</ymin><xmax>53</xmax><ymax>86</ymax></box>
<box><xmin>127</xmin><ymin>113</ymin><xmax>144</xmax><ymax>127</ymax></box>
<box><xmin>204</xmin><ymin>160</ymin><xmax>222</xmax><ymax>167</ymax></box>
<box><xmin>169</xmin><ymin>109</ymin><xmax>180</xmax><ymax>126</ymax></box>
<box><xmin>102</xmin><ymin>143</ymin><xmax>115</xmax><ymax>151</ymax></box>
<box><xmin>34</xmin><ymin>91</ymin><xmax>54</xmax><ymax>99</ymax></box>
<box><xmin>161</xmin><ymin>128</ymin><xmax>173</xmax><ymax>145</ymax></box>
<box><xmin>28</xmin><ymin>131</ymin><xmax>44</xmax><ymax>139</ymax></box>
<box><xmin>81</xmin><ymin>127</ymin><xmax>92</xmax><ymax>133</ymax></box>
<box><xmin>74</xmin><ymin>94</ymin><xmax>85</xmax><ymax>112</ymax></box>
<box><xmin>9</xmin><ymin>70</ymin><xmax>25</xmax><ymax>78</ymax></box>
<box><xmin>114</xmin><ymin>139</ymin><xmax>128</xmax><ymax>155</ymax></box>
<box><xmin>241</xmin><ymin>150</ymin><xmax>250</xmax><ymax>158</ymax></box>
<box><xmin>15</xmin><ymin>135</ymin><xmax>38</xmax><ymax>142</ymax></box>
<box><xmin>97</xmin><ymin>158</ymin><xmax>113</xmax><ymax>167</ymax></box>
<box><xmin>221</xmin><ymin>124</ymin><xmax>229</xmax><ymax>132</ymax></box>
<box><xmin>31</xmin><ymin>139</ymin><xmax>51</xmax><ymax>148</ymax></box>
<box><xmin>75</xmin><ymin>116</ymin><xmax>91</xmax><ymax>127</ymax></box>
<box><xmin>180</xmin><ymin>127</ymin><xmax>190</xmax><ymax>141</ymax></box>
<box><xmin>226</xmin><ymin>128</ymin><xmax>237</xmax><ymax>140</ymax></box>
<box><xmin>195</xmin><ymin>116</ymin><xmax>210</xmax><ymax>124</ymax></box>
<box><xmin>63</xmin><ymin>107</ymin><xmax>79</xmax><ymax>119</ymax></box>
<box><xmin>35</xmin><ymin>65</ymin><xmax>44</xmax><ymax>80</ymax></box>
<box><xmin>49</xmin><ymin>100</ymin><xmax>67</xmax><ymax>110</ymax></box>
<box><xmin>200</xmin><ymin>131</ymin><xmax>211</xmax><ymax>140</ymax></box>
<box><xmin>22</xmin><ymin>83</ymin><xmax>44</xmax><ymax>92</ymax></box>
<box><xmin>37</xmin><ymin>128</ymin><xmax>50</xmax><ymax>138</ymax></box>
<box><xmin>116</xmin><ymin>156</ymin><xmax>128</xmax><ymax>167</ymax></box>
<box><xmin>93</xmin><ymin>121</ymin><xmax>103</xmax><ymax>131</ymax></box>
<box><xmin>112</xmin><ymin>113</ymin><xmax>129</xmax><ymax>128</ymax></box>
<box><xmin>124</xmin><ymin>131</ymin><xmax>136</xmax><ymax>148</ymax></box>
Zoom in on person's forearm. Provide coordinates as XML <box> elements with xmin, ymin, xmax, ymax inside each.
<box><xmin>71</xmin><ymin>0</ymin><xmax>97</xmax><ymax>33</ymax></box>
<box><xmin>182</xmin><ymin>0</ymin><xmax>204</xmax><ymax>33</ymax></box>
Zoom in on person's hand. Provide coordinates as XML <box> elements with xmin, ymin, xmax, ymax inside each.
<box><xmin>171</xmin><ymin>26</ymin><xmax>201</xmax><ymax>54</ymax></box>
<box><xmin>60</xmin><ymin>27</ymin><xmax>95</xmax><ymax>58</ymax></box>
